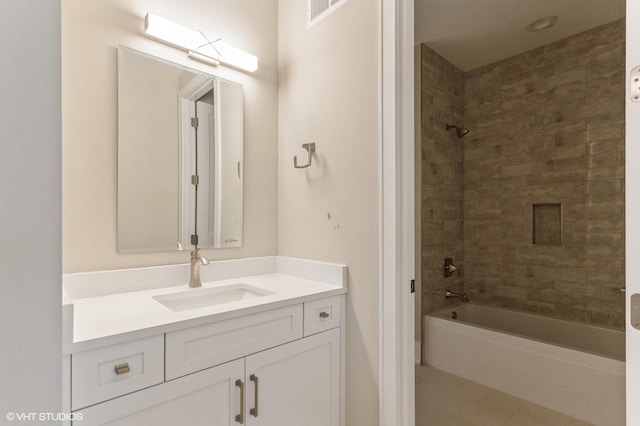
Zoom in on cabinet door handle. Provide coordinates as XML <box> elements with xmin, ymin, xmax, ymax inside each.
<box><xmin>235</xmin><ymin>379</ymin><xmax>245</xmax><ymax>424</ymax></box>
<box><xmin>250</xmin><ymin>374</ymin><xmax>259</xmax><ymax>417</ymax></box>
<box><xmin>319</xmin><ymin>311</ymin><xmax>330</xmax><ymax>319</ymax></box>
<box><xmin>114</xmin><ymin>363</ymin><xmax>130</xmax><ymax>375</ymax></box>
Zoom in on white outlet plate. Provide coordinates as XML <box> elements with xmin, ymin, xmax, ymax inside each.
<box><xmin>632</xmin><ymin>66</ymin><xmax>640</xmax><ymax>102</ymax></box>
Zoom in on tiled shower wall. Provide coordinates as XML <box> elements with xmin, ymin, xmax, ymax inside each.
<box><xmin>464</xmin><ymin>20</ymin><xmax>625</xmax><ymax>329</ymax></box>
<box><xmin>421</xmin><ymin>20</ymin><xmax>625</xmax><ymax>329</ymax></box>
<box><xmin>420</xmin><ymin>46</ymin><xmax>465</xmax><ymax>315</ymax></box>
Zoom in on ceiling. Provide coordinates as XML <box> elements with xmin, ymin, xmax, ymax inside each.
<box><xmin>415</xmin><ymin>0</ymin><xmax>626</xmax><ymax>72</ymax></box>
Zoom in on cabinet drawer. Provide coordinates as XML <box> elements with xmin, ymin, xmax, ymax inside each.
<box><xmin>75</xmin><ymin>359</ymin><xmax>244</xmax><ymax>425</ymax></box>
<box><xmin>166</xmin><ymin>304</ymin><xmax>303</xmax><ymax>380</ymax></box>
<box><xmin>71</xmin><ymin>334</ymin><xmax>164</xmax><ymax>410</ymax></box>
<box><xmin>304</xmin><ymin>295</ymin><xmax>341</xmax><ymax>336</ymax></box>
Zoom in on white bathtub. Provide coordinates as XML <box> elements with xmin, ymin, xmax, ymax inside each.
<box><xmin>423</xmin><ymin>304</ymin><xmax>625</xmax><ymax>426</ymax></box>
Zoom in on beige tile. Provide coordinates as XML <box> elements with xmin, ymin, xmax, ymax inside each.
<box><xmin>415</xmin><ymin>366</ymin><xmax>592</xmax><ymax>426</ymax></box>
<box><xmin>416</xmin><ymin>401</ymin><xmax>475</xmax><ymax>426</ymax></box>
<box><xmin>420</xmin><ymin>19</ymin><xmax>624</xmax><ymax>328</ymax></box>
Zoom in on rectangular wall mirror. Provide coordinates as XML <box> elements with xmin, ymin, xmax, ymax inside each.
<box><xmin>117</xmin><ymin>46</ymin><xmax>243</xmax><ymax>253</ymax></box>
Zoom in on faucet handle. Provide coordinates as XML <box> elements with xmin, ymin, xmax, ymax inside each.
<box><xmin>443</xmin><ymin>258</ymin><xmax>458</xmax><ymax>277</ymax></box>
<box><xmin>191</xmin><ymin>248</ymin><xmax>210</xmax><ymax>264</ymax></box>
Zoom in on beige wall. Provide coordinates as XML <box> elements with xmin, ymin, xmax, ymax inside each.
<box><xmin>117</xmin><ymin>52</ymin><xmax>181</xmax><ymax>252</ymax></box>
<box><xmin>277</xmin><ymin>0</ymin><xmax>380</xmax><ymax>424</ymax></box>
<box><xmin>62</xmin><ymin>0</ymin><xmax>278</xmax><ymax>272</ymax></box>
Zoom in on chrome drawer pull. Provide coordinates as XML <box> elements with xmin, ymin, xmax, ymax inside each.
<box><xmin>250</xmin><ymin>374</ymin><xmax>259</xmax><ymax>417</ymax></box>
<box><xmin>319</xmin><ymin>311</ymin><xmax>330</xmax><ymax>319</ymax></box>
<box><xmin>235</xmin><ymin>379</ymin><xmax>245</xmax><ymax>424</ymax></box>
<box><xmin>114</xmin><ymin>363</ymin><xmax>130</xmax><ymax>375</ymax></box>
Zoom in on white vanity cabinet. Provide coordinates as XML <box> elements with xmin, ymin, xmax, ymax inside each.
<box><xmin>244</xmin><ymin>328</ymin><xmax>340</xmax><ymax>426</ymax></box>
<box><xmin>71</xmin><ymin>296</ymin><xmax>343</xmax><ymax>426</ymax></box>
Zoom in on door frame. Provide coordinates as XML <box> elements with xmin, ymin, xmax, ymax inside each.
<box><xmin>382</xmin><ymin>1</ymin><xmax>639</xmax><ymax>425</ymax></box>
<box><xmin>379</xmin><ymin>0</ymin><xmax>415</xmax><ymax>425</ymax></box>
<box><xmin>627</xmin><ymin>0</ymin><xmax>640</xmax><ymax>424</ymax></box>
<box><xmin>178</xmin><ymin>77</ymin><xmax>214</xmax><ymax>248</ymax></box>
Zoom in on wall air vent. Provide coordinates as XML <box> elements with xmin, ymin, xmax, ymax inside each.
<box><xmin>308</xmin><ymin>0</ymin><xmax>350</xmax><ymax>28</ymax></box>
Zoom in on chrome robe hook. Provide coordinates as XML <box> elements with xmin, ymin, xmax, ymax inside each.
<box><xmin>294</xmin><ymin>143</ymin><xmax>316</xmax><ymax>169</ymax></box>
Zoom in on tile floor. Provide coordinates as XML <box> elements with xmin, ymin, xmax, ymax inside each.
<box><xmin>415</xmin><ymin>365</ymin><xmax>592</xmax><ymax>426</ymax></box>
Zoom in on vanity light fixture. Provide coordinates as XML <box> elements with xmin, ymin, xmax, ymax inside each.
<box><xmin>144</xmin><ymin>13</ymin><xmax>258</xmax><ymax>72</ymax></box>
<box><xmin>187</xmin><ymin>50</ymin><xmax>220</xmax><ymax>67</ymax></box>
<box><xmin>187</xmin><ymin>29</ymin><xmax>222</xmax><ymax>66</ymax></box>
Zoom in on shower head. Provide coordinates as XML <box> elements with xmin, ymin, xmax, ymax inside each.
<box><xmin>446</xmin><ymin>124</ymin><xmax>469</xmax><ymax>139</ymax></box>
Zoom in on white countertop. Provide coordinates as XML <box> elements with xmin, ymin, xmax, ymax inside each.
<box><xmin>63</xmin><ymin>256</ymin><xmax>347</xmax><ymax>353</ymax></box>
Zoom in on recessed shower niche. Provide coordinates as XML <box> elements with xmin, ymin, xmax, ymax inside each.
<box><xmin>532</xmin><ymin>203</ymin><xmax>562</xmax><ymax>246</ymax></box>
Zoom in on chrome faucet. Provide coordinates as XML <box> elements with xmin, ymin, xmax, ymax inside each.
<box><xmin>189</xmin><ymin>248</ymin><xmax>210</xmax><ymax>288</ymax></box>
<box><xmin>445</xmin><ymin>289</ymin><xmax>469</xmax><ymax>303</ymax></box>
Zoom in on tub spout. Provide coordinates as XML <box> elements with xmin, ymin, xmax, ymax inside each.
<box><xmin>445</xmin><ymin>289</ymin><xmax>469</xmax><ymax>302</ymax></box>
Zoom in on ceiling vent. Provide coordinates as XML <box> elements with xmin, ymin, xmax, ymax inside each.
<box><xmin>308</xmin><ymin>0</ymin><xmax>350</xmax><ymax>28</ymax></box>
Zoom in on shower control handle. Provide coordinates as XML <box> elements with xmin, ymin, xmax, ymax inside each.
<box><xmin>443</xmin><ymin>258</ymin><xmax>458</xmax><ymax>278</ymax></box>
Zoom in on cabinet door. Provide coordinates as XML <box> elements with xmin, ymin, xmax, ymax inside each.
<box><xmin>75</xmin><ymin>359</ymin><xmax>244</xmax><ymax>426</ymax></box>
<box><xmin>245</xmin><ymin>328</ymin><xmax>340</xmax><ymax>426</ymax></box>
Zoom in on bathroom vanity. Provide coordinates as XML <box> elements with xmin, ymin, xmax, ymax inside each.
<box><xmin>62</xmin><ymin>257</ymin><xmax>346</xmax><ymax>426</ymax></box>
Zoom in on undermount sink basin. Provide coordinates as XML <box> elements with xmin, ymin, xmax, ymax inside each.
<box><xmin>153</xmin><ymin>284</ymin><xmax>274</xmax><ymax>312</ymax></box>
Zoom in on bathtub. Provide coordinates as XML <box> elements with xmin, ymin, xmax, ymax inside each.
<box><xmin>423</xmin><ymin>304</ymin><xmax>625</xmax><ymax>426</ymax></box>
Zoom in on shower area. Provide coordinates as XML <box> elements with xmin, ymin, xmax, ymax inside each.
<box><xmin>416</xmin><ymin>10</ymin><xmax>626</xmax><ymax>426</ymax></box>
